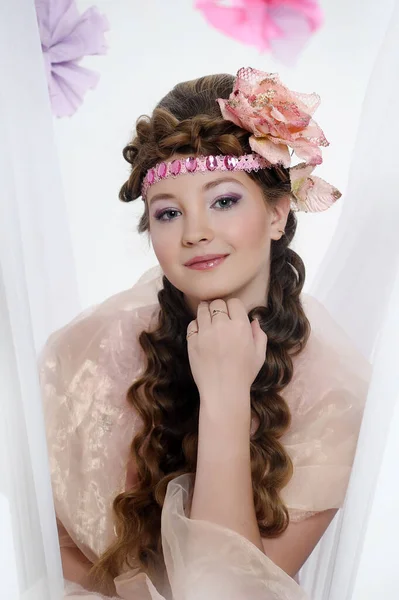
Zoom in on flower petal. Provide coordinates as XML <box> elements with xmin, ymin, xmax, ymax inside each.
<box><xmin>249</xmin><ymin>136</ymin><xmax>291</xmax><ymax>167</ymax></box>
<box><xmin>290</xmin><ymin>163</ymin><xmax>341</xmax><ymax>212</ymax></box>
<box><xmin>217</xmin><ymin>98</ymin><xmax>245</xmax><ymax>128</ymax></box>
<box><xmin>291</xmin><ymin>139</ymin><xmax>323</xmax><ymax>165</ymax></box>
<box><xmin>49</xmin><ymin>62</ymin><xmax>100</xmax><ymax>118</ymax></box>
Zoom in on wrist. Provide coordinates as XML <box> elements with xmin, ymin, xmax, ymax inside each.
<box><xmin>198</xmin><ymin>380</ymin><xmax>251</xmax><ymax>404</ymax></box>
<box><xmin>198</xmin><ymin>388</ymin><xmax>251</xmax><ymax>426</ymax></box>
<box><xmin>197</xmin><ymin>401</ymin><xmax>252</xmax><ymax>460</ymax></box>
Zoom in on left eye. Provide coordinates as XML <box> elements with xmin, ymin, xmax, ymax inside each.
<box><xmin>213</xmin><ymin>196</ymin><xmax>240</xmax><ymax>210</ymax></box>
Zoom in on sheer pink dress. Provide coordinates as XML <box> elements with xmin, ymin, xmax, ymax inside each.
<box><xmin>39</xmin><ymin>267</ymin><xmax>370</xmax><ymax>599</ymax></box>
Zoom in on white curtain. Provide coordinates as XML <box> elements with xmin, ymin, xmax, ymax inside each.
<box><xmin>0</xmin><ymin>1</ymin><xmax>79</xmax><ymax>599</ymax></box>
<box><xmin>301</xmin><ymin>2</ymin><xmax>399</xmax><ymax>597</ymax></box>
<box><xmin>1</xmin><ymin>1</ymin><xmax>398</xmax><ymax>600</ymax></box>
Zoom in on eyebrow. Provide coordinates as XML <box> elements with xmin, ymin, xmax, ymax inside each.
<box><xmin>148</xmin><ymin>177</ymin><xmax>246</xmax><ymax>206</ymax></box>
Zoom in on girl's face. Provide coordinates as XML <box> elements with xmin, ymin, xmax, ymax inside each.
<box><xmin>147</xmin><ymin>164</ymin><xmax>290</xmax><ymax>313</ymax></box>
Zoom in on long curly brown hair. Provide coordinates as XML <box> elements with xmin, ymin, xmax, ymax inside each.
<box><xmin>89</xmin><ymin>74</ymin><xmax>311</xmax><ymax>595</ymax></box>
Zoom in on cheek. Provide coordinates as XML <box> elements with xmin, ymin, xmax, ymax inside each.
<box><xmin>251</xmin><ymin>212</ymin><xmax>271</xmax><ymax>246</ymax></box>
<box><xmin>150</xmin><ymin>230</ymin><xmax>177</xmax><ymax>269</ymax></box>
<box><xmin>228</xmin><ymin>209</ymin><xmax>270</xmax><ymax>250</ymax></box>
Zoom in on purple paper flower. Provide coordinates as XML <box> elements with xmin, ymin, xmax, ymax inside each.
<box><xmin>35</xmin><ymin>0</ymin><xmax>109</xmax><ymax>117</ymax></box>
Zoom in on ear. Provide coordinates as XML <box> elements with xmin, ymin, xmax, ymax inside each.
<box><xmin>270</xmin><ymin>195</ymin><xmax>291</xmax><ymax>241</ymax></box>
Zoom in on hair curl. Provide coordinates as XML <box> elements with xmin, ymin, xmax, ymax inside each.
<box><xmin>89</xmin><ymin>74</ymin><xmax>310</xmax><ymax>595</ymax></box>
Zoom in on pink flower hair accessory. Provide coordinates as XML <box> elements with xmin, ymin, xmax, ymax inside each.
<box><xmin>217</xmin><ymin>67</ymin><xmax>341</xmax><ymax>212</ymax></box>
<box><xmin>289</xmin><ymin>163</ymin><xmax>341</xmax><ymax>212</ymax></box>
<box><xmin>218</xmin><ymin>67</ymin><xmax>328</xmax><ymax>167</ymax></box>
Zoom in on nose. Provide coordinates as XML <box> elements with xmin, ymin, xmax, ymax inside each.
<box><xmin>182</xmin><ymin>214</ymin><xmax>215</xmax><ymax>247</ymax></box>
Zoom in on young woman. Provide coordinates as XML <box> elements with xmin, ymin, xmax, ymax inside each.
<box><xmin>40</xmin><ymin>68</ymin><xmax>370</xmax><ymax>599</ymax></box>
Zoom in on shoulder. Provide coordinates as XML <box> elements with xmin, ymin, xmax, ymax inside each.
<box><xmin>39</xmin><ymin>265</ymin><xmax>163</xmax><ymax>391</ymax></box>
<box><xmin>39</xmin><ymin>264</ymin><xmax>164</xmax><ymax>444</ymax></box>
<box><xmin>39</xmin><ymin>269</ymin><xmax>162</xmax><ymax>454</ymax></box>
<box><xmin>301</xmin><ymin>293</ymin><xmax>369</xmax><ymax>371</ymax></box>
<box><xmin>280</xmin><ymin>294</ymin><xmax>371</xmax><ymax>516</ymax></box>
<box><xmin>39</xmin><ymin>267</ymin><xmax>163</xmax><ymax>558</ymax></box>
<box><xmin>286</xmin><ymin>293</ymin><xmax>371</xmax><ymax>415</ymax></box>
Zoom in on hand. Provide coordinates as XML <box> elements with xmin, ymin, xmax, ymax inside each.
<box><xmin>186</xmin><ymin>298</ymin><xmax>267</xmax><ymax>404</ymax></box>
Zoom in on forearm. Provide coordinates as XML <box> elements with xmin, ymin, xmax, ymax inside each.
<box><xmin>60</xmin><ymin>546</ymin><xmax>93</xmax><ymax>588</ymax></box>
<box><xmin>190</xmin><ymin>388</ymin><xmax>264</xmax><ymax>552</ymax></box>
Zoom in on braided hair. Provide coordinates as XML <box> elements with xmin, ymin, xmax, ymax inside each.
<box><xmin>89</xmin><ymin>74</ymin><xmax>310</xmax><ymax>596</ymax></box>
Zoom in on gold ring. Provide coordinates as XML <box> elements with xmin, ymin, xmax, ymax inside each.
<box><xmin>186</xmin><ymin>330</ymin><xmax>199</xmax><ymax>340</ymax></box>
<box><xmin>211</xmin><ymin>309</ymin><xmax>229</xmax><ymax>317</ymax></box>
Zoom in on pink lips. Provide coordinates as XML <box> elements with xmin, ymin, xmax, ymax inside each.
<box><xmin>184</xmin><ymin>254</ymin><xmax>229</xmax><ymax>271</ymax></box>
<box><xmin>184</xmin><ymin>254</ymin><xmax>228</xmax><ymax>266</ymax></box>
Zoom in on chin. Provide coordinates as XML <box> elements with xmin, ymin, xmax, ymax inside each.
<box><xmin>183</xmin><ymin>280</ymin><xmax>239</xmax><ymax>303</ymax></box>
<box><xmin>165</xmin><ymin>266</ymin><xmax>246</xmax><ymax>301</ymax></box>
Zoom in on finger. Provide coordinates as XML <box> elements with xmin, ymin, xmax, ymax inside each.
<box><xmin>186</xmin><ymin>319</ymin><xmax>199</xmax><ymax>341</ymax></box>
<box><xmin>196</xmin><ymin>301</ymin><xmax>212</xmax><ymax>328</ymax></box>
<box><xmin>226</xmin><ymin>298</ymin><xmax>248</xmax><ymax>322</ymax></box>
<box><xmin>209</xmin><ymin>299</ymin><xmax>229</xmax><ymax>320</ymax></box>
<box><xmin>251</xmin><ymin>318</ymin><xmax>268</xmax><ymax>357</ymax></box>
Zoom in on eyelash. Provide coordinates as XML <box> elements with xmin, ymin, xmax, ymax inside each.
<box><xmin>154</xmin><ymin>195</ymin><xmax>241</xmax><ymax>222</ymax></box>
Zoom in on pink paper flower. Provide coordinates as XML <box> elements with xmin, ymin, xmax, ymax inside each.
<box><xmin>196</xmin><ymin>0</ymin><xmax>323</xmax><ymax>63</ymax></box>
<box><xmin>35</xmin><ymin>0</ymin><xmax>109</xmax><ymax>118</ymax></box>
<box><xmin>217</xmin><ymin>67</ymin><xmax>329</xmax><ymax>167</ymax></box>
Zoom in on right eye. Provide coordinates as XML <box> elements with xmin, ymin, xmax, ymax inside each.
<box><xmin>154</xmin><ymin>209</ymin><xmax>182</xmax><ymax>222</ymax></box>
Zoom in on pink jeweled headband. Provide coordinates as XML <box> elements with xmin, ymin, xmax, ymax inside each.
<box><xmin>141</xmin><ymin>153</ymin><xmax>270</xmax><ymax>201</ymax></box>
<box><xmin>140</xmin><ymin>67</ymin><xmax>342</xmax><ymax>213</ymax></box>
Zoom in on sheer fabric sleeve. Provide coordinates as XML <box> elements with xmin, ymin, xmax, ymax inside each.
<box><xmin>96</xmin><ymin>472</ymin><xmax>307</xmax><ymax>600</ymax></box>
<box><xmin>63</xmin><ymin>580</ymin><xmax>119</xmax><ymax>599</ymax></box>
<box><xmin>38</xmin><ymin>268</ymin><xmax>163</xmax><ymax>564</ymax></box>
<box><xmin>281</xmin><ymin>294</ymin><xmax>371</xmax><ymax>522</ymax></box>
<box><xmin>57</xmin><ymin>482</ymin><xmax>310</xmax><ymax>600</ymax></box>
